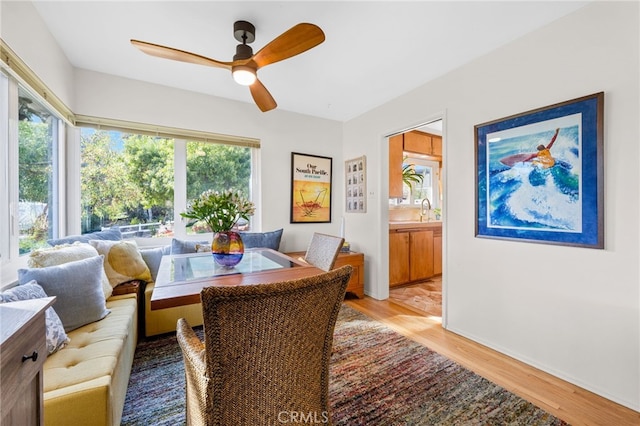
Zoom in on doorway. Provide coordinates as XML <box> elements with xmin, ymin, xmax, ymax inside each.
<box><xmin>387</xmin><ymin>118</ymin><xmax>444</xmax><ymax>321</ymax></box>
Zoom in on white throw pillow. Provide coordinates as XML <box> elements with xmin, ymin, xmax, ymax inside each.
<box><xmin>0</xmin><ymin>281</ymin><xmax>70</xmax><ymax>354</ymax></box>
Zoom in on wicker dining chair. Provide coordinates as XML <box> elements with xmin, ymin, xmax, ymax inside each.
<box><xmin>176</xmin><ymin>265</ymin><xmax>353</xmax><ymax>426</ymax></box>
<box><xmin>303</xmin><ymin>233</ymin><xmax>345</xmax><ymax>272</ymax></box>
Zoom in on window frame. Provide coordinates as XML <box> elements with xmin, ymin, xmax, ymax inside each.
<box><xmin>0</xmin><ymin>71</ymin><xmax>67</xmax><ymax>286</ymax></box>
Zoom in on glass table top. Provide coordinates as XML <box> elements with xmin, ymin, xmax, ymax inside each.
<box><xmin>169</xmin><ymin>249</ymin><xmax>297</xmax><ymax>283</ymax></box>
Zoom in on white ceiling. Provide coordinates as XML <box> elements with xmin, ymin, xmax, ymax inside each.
<box><xmin>30</xmin><ymin>1</ymin><xmax>588</xmax><ymax>122</ymax></box>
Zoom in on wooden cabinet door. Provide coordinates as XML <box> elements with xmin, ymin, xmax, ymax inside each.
<box><xmin>1</xmin><ymin>299</ymin><xmax>51</xmax><ymax>426</ymax></box>
<box><xmin>433</xmin><ymin>235</ymin><xmax>442</xmax><ymax>276</ymax></box>
<box><xmin>431</xmin><ymin>135</ymin><xmax>442</xmax><ymax>157</ymax></box>
<box><xmin>389</xmin><ymin>231</ymin><xmax>410</xmax><ymax>286</ymax></box>
<box><xmin>333</xmin><ymin>252</ymin><xmax>364</xmax><ymax>298</ymax></box>
<box><xmin>389</xmin><ymin>135</ymin><xmax>404</xmax><ymax>198</ymax></box>
<box><xmin>409</xmin><ymin>230</ymin><xmax>434</xmax><ymax>281</ymax></box>
<box><xmin>403</xmin><ymin>131</ymin><xmax>432</xmax><ymax>155</ymax></box>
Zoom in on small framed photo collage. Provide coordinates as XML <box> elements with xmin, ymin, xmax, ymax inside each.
<box><xmin>345</xmin><ymin>155</ymin><xmax>366</xmax><ymax>213</ymax></box>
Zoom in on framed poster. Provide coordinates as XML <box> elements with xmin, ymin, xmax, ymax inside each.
<box><xmin>290</xmin><ymin>152</ymin><xmax>332</xmax><ymax>223</ymax></box>
<box><xmin>345</xmin><ymin>155</ymin><xmax>366</xmax><ymax>213</ymax></box>
<box><xmin>475</xmin><ymin>92</ymin><xmax>604</xmax><ymax>248</ymax></box>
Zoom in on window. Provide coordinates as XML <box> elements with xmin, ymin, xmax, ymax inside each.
<box><xmin>391</xmin><ymin>157</ymin><xmax>440</xmax><ymax>210</ymax></box>
<box><xmin>80</xmin><ymin>128</ymin><xmax>255</xmax><ymax>238</ymax></box>
<box><xmin>409</xmin><ymin>160</ymin><xmax>440</xmax><ymax>209</ymax></box>
<box><xmin>1</xmin><ymin>70</ymin><xmax>63</xmax><ymax>262</ymax></box>
<box><xmin>0</xmin><ymin>72</ymin><xmax>9</xmax><ymax>263</ymax></box>
<box><xmin>80</xmin><ymin>129</ymin><xmax>175</xmax><ymax>237</ymax></box>
<box><xmin>18</xmin><ymin>87</ymin><xmax>61</xmax><ymax>253</ymax></box>
<box><xmin>186</xmin><ymin>141</ymin><xmax>252</xmax><ymax>233</ymax></box>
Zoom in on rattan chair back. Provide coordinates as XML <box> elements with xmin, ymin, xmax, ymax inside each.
<box><xmin>303</xmin><ymin>233</ymin><xmax>345</xmax><ymax>272</ymax></box>
<box><xmin>176</xmin><ymin>265</ymin><xmax>353</xmax><ymax>426</ymax></box>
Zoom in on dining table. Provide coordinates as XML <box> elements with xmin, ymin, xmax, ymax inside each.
<box><xmin>150</xmin><ymin>248</ymin><xmax>324</xmax><ymax>310</ymax></box>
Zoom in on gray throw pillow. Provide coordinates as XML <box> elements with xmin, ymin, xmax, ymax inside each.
<box><xmin>171</xmin><ymin>238</ymin><xmax>210</xmax><ymax>255</ymax></box>
<box><xmin>47</xmin><ymin>227</ymin><xmax>122</xmax><ymax>246</ymax></box>
<box><xmin>139</xmin><ymin>246</ymin><xmax>170</xmax><ymax>282</ymax></box>
<box><xmin>18</xmin><ymin>255</ymin><xmax>110</xmax><ymax>332</ymax></box>
<box><xmin>0</xmin><ymin>280</ymin><xmax>70</xmax><ymax>354</ymax></box>
<box><xmin>239</xmin><ymin>228</ymin><xmax>283</xmax><ymax>251</ymax></box>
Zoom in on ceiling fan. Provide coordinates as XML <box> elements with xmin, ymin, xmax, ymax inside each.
<box><xmin>131</xmin><ymin>21</ymin><xmax>325</xmax><ymax>112</ymax></box>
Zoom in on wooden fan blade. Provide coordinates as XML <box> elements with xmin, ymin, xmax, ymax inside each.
<box><xmin>249</xmin><ymin>79</ymin><xmax>277</xmax><ymax>112</ymax></box>
<box><xmin>131</xmin><ymin>39</ymin><xmax>233</xmax><ymax>69</ymax></box>
<box><xmin>252</xmin><ymin>23</ymin><xmax>325</xmax><ymax>68</ymax></box>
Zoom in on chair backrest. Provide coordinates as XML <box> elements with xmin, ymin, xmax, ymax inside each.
<box><xmin>303</xmin><ymin>233</ymin><xmax>345</xmax><ymax>272</ymax></box>
<box><xmin>199</xmin><ymin>265</ymin><xmax>352</xmax><ymax>425</ymax></box>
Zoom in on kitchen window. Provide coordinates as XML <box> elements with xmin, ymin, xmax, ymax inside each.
<box><xmin>392</xmin><ymin>157</ymin><xmax>441</xmax><ymax>210</ymax></box>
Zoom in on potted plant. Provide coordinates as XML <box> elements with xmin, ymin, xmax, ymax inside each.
<box><xmin>402</xmin><ymin>157</ymin><xmax>424</xmax><ymax>188</ymax></box>
<box><xmin>181</xmin><ymin>189</ymin><xmax>255</xmax><ymax>267</ymax></box>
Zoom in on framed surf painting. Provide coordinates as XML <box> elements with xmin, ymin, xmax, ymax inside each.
<box><xmin>290</xmin><ymin>152</ymin><xmax>333</xmax><ymax>223</ymax></box>
<box><xmin>474</xmin><ymin>92</ymin><xmax>604</xmax><ymax>248</ymax></box>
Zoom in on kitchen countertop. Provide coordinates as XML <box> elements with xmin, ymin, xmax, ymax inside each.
<box><xmin>389</xmin><ymin>221</ymin><xmax>442</xmax><ymax>230</ymax></box>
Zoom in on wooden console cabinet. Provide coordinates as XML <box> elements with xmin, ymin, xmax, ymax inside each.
<box><xmin>1</xmin><ymin>297</ymin><xmax>55</xmax><ymax>426</ymax></box>
<box><xmin>286</xmin><ymin>251</ymin><xmax>365</xmax><ymax>298</ymax></box>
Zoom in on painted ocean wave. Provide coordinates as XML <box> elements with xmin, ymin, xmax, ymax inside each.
<box><xmin>487</xmin><ymin>127</ymin><xmax>581</xmax><ymax>232</ymax></box>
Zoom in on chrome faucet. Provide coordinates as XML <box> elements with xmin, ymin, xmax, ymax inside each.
<box><xmin>420</xmin><ymin>197</ymin><xmax>431</xmax><ymax>222</ymax></box>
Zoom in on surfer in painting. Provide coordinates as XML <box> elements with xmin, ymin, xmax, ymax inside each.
<box><xmin>522</xmin><ymin>127</ymin><xmax>559</xmax><ymax>169</ymax></box>
<box><xmin>499</xmin><ymin>128</ymin><xmax>560</xmax><ymax>168</ymax></box>
<box><xmin>498</xmin><ymin>127</ymin><xmax>578</xmax><ymax>195</ymax></box>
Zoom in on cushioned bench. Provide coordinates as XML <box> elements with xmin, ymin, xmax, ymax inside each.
<box><xmin>43</xmin><ymin>294</ymin><xmax>137</xmax><ymax>426</ymax></box>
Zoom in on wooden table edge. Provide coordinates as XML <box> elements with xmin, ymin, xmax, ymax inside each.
<box><xmin>150</xmin><ymin>259</ymin><xmax>323</xmax><ymax>310</ymax></box>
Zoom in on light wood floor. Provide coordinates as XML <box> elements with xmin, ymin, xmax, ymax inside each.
<box><xmin>344</xmin><ymin>294</ymin><xmax>639</xmax><ymax>426</ymax></box>
<box><xmin>388</xmin><ymin>277</ymin><xmax>443</xmax><ymax>318</ymax></box>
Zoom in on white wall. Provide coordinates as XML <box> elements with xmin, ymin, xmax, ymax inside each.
<box><xmin>344</xmin><ymin>1</ymin><xmax>639</xmax><ymax>410</ymax></box>
<box><xmin>1</xmin><ymin>1</ymin><xmax>75</xmax><ymax>109</ymax></box>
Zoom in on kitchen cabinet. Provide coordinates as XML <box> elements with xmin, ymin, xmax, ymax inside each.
<box><xmin>403</xmin><ymin>130</ymin><xmax>431</xmax><ymax>155</ymax></box>
<box><xmin>389</xmin><ymin>231</ymin><xmax>410</xmax><ymax>285</ymax></box>
<box><xmin>431</xmin><ymin>135</ymin><xmax>442</xmax><ymax>156</ymax></box>
<box><xmin>403</xmin><ymin>130</ymin><xmax>442</xmax><ymax>157</ymax></box>
<box><xmin>389</xmin><ymin>134</ymin><xmax>404</xmax><ymax>198</ymax></box>
<box><xmin>433</xmin><ymin>234</ymin><xmax>442</xmax><ymax>275</ymax></box>
<box><xmin>389</xmin><ymin>223</ymin><xmax>442</xmax><ymax>287</ymax></box>
<box><xmin>409</xmin><ymin>229</ymin><xmax>434</xmax><ymax>281</ymax></box>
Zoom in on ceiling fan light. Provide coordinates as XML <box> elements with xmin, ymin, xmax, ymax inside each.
<box><xmin>232</xmin><ymin>66</ymin><xmax>256</xmax><ymax>86</ymax></box>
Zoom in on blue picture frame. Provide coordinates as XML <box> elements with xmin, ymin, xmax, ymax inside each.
<box><xmin>475</xmin><ymin>92</ymin><xmax>604</xmax><ymax>248</ymax></box>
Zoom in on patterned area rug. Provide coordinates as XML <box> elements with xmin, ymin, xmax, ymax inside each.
<box><xmin>121</xmin><ymin>305</ymin><xmax>568</xmax><ymax>425</ymax></box>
